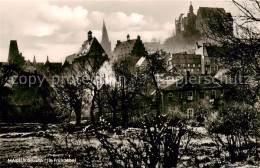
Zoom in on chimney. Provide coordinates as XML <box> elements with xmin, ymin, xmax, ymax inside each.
<box><xmin>127</xmin><ymin>34</ymin><xmax>130</xmax><ymax>41</ymax></box>
<box><xmin>116</xmin><ymin>40</ymin><xmax>121</xmax><ymax>47</ymax></box>
<box><xmin>88</xmin><ymin>31</ymin><xmax>93</xmax><ymax>41</ymax></box>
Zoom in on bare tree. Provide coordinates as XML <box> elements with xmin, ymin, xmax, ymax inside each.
<box><xmin>53</xmin><ymin>51</ymin><xmax>108</xmax><ymax>126</ymax></box>
<box><xmin>202</xmin><ymin>0</ymin><xmax>260</xmax><ymax>162</ymax></box>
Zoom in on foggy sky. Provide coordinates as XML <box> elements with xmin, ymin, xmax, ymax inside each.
<box><xmin>0</xmin><ymin>0</ymin><xmax>237</xmax><ymax>63</ymax></box>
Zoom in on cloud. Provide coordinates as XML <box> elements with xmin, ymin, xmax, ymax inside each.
<box><xmin>0</xmin><ymin>1</ymin><xmax>174</xmax><ymax>62</ymax></box>
<box><xmin>88</xmin><ymin>10</ymin><xmax>174</xmax><ymax>47</ymax></box>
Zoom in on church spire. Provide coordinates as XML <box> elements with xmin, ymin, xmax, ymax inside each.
<box><xmin>189</xmin><ymin>1</ymin><xmax>193</xmax><ymax>14</ymax></box>
<box><xmin>102</xmin><ymin>20</ymin><xmax>109</xmax><ymax>43</ymax></box>
<box><xmin>33</xmin><ymin>55</ymin><xmax>36</xmax><ymax>63</ymax></box>
<box><xmin>101</xmin><ymin>20</ymin><xmax>111</xmax><ymax>57</ymax></box>
<box><xmin>46</xmin><ymin>55</ymin><xmax>49</xmax><ymax>63</ymax></box>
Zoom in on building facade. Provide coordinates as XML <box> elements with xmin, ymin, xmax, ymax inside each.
<box><xmin>113</xmin><ymin>34</ymin><xmax>147</xmax><ymax>72</ymax></box>
<box><xmin>170</xmin><ymin>53</ymin><xmax>202</xmax><ymax>75</ymax></box>
<box><xmin>162</xmin><ymin>73</ymin><xmax>223</xmax><ymax>118</ymax></box>
<box><xmin>175</xmin><ymin>3</ymin><xmax>233</xmax><ymax>40</ymax></box>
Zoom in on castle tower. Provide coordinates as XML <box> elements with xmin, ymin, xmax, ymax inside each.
<box><xmin>8</xmin><ymin>40</ymin><xmax>25</xmax><ymax>67</ymax></box>
<box><xmin>101</xmin><ymin>20</ymin><xmax>112</xmax><ymax>57</ymax></box>
<box><xmin>189</xmin><ymin>2</ymin><xmax>194</xmax><ymax>14</ymax></box>
<box><xmin>8</xmin><ymin>40</ymin><xmax>20</xmax><ymax>63</ymax></box>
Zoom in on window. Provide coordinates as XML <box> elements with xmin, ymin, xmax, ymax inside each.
<box><xmin>187</xmin><ymin>108</ymin><xmax>194</xmax><ymax>118</ymax></box>
<box><xmin>168</xmin><ymin>93</ymin><xmax>173</xmax><ymax>101</ymax></box>
<box><xmin>211</xmin><ymin>90</ymin><xmax>216</xmax><ymax>99</ymax></box>
<box><xmin>187</xmin><ymin>91</ymin><xmax>193</xmax><ymax>100</ymax></box>
<box><xmin>198</xmin><ymin>64</ymin><xmax>201</xmax><ymax>67</ymax></box>
<box><xmin>187</xmin><ymin>64</ymin><xmax>190</xmax><ymax>67</ymax></box>
<box><xmin>193</xmin><ymin>64</ymin><xmax>196</xmax><ymax>67</ymax></box>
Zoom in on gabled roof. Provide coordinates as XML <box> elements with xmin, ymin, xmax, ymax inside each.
<box><xmin>11</xmin><ymin>84</ymin><xmax>39</xmax><ymax>106</ymax></box>
<box><xmin>114</xmin><ymin>39</ymin><xmax>137</xmax><ymax>55</ymax></box>
<box><xmin>198</xmin><ymin>7</ymin><xmax>225</xmax><ymax>18</ymax></box>
<box><xmin>65</xmin><ymin>53</ymin><xmax>77</xmax><ymax>64</ymax></box>
<box><xmin>65</xmin><ymin>37</ymin><xmax>107</xmax><ymax>65</ymax></box>
<box><xmin>197</xmin><ymin>7</ymin><xmax>233</xmax><ymax>21</ymax></box>
<box><xmin>76</xmin><ymin>38</ymin><xmax>95</xmax><ymax>57</ymax></box>
<box><xmin>10</xmin><ymin>71</ymin><xmax>51</xmax><ymax>106</ymax></box>
<box><xmin>43</xmin><ymin>61</ymin><xmax>62</xmax><ymax>74</ymax></box>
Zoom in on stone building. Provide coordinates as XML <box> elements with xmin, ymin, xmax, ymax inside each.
<box><xmin>175</xmin><ymin>2</ymin><xmax>198</xmax><ymax>38</ymax></box>
<box><xmin>113</xmin><ymin>34</ymin><xmax>147</xmax><ymax>72</ymax></box>
<box><xmin>195</xmin><ymin>42</ymin><xmax>223</xmax><ymax>75</ymax></box>
<box><xmin>42</xmin><ymin>56</ymin><xmax>62</xmax><ymax>77</ymax></box>
<box><xmin>196</xmin><ymin>7</ymin><xmax>233</xmax><ymax>38</ymax></box>
<box><xmin>161</xmin><ymin>73</ymin><xmax>223</xmax><ymax>117</ymax></box>
<box><xmin>65</xmin><ymin>31</ymin><xmax>108</xmax><ymax>67</ymax></box>
<box><xmin>175</xmin><ymin>3</ymin><xmax>233</xmax><ymax>40</ymax></box>
<box><xmin>170</xmin><ymin>53</ymin><xmax>202</xmax><ymax>75</ymax></box>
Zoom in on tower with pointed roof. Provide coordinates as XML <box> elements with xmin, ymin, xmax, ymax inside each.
<box><xmin>189</xmin><ymin>1</ymin><xmax>194</xmax><ymax>15</ymax></box>
<box><xmin>33</xmin><ymin>55</ymin><xmax>36</xmax><ymax>64</ymax></box>
<box><xmin>8</xmin><ymin>40</ymin><xmax>25</xmax><ymax>67</ymax></box>
<box><xmin>101</xmin><ymin>21</ymin><xmax>112</xmax><ymax>58</ymax></box>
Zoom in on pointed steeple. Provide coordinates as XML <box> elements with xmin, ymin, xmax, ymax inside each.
<box><xmin>46</xmin><ymin>56</ymin><xmax>49</xmax><ymax>63</ymax></box>
<box><xmin>189</xmin><ymin>1</ymin><xmax>193</xmax><ymax>14</ymax></box>
<box><xmin>102</xmin><ymin>20</ymin><xmax>109</xmax><ymax>43</ymax></box>
<box><xmin>101</xmin><ymin>20</ymin><xmax>111</xmax><ymax>56</ymax></box>
<box><xmin>33</xmin><ymin>55</ymin><xmax>36</xmax><ymax>64</ymax></box>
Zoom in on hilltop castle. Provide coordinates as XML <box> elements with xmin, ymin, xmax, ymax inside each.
<box><xmin>175</xmin><ymin>2</ymin><xmax>233</xmax><ymax>40</ymax></box>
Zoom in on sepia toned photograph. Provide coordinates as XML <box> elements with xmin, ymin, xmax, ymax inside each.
<box><xmin>0</xmin><ymin>0</ymin><xmax>259</xmax><ymax>167</ymax></box>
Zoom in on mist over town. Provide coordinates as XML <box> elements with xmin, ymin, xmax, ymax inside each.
<box><xmin>0</xmin><ymin>0</ymin><xmax>260</xmax><ymax>167</ymax></box>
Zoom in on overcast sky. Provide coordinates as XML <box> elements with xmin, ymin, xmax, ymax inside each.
<box><xmin>0</xmin><ymin>0</ymin><xmax>237</xmax><ymax>63</ymax></box>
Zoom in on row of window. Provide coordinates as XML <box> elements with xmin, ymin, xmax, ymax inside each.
<box><xmin>182</xmin><ymin>69</ymin><xmax>200</xmax><ymax>73</ymax></box>
<box><xmin>205</xmin><ymin>66</ymin><xmax>219</xmax><ymax>72</ymax></box>
<box><xmin>168</xmin><ymin>90</ymin><xmax>217</xmax><ymax>101</ymax></box>
<box><xmin>178</xmin><ymin>64</ymin><xmax>201</xmax><ymax>68</ymax></box>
